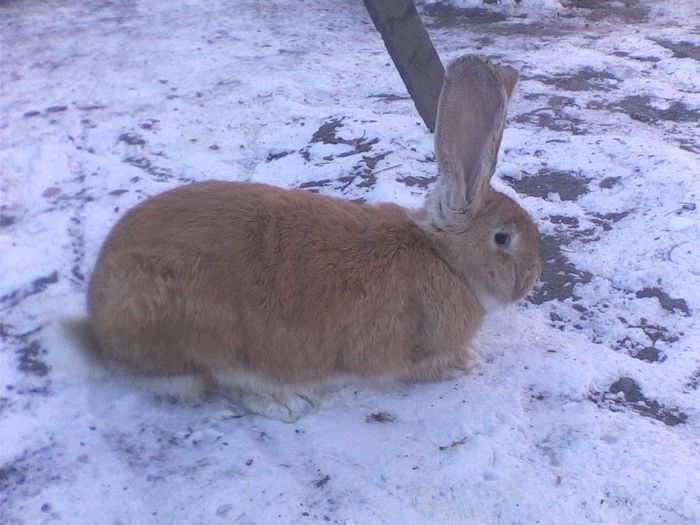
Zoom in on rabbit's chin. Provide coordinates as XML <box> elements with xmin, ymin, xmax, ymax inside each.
<box><xmin>477</xmin><ymin>291</ymin><xmax>507</xmax><ymax>313</ymax></box>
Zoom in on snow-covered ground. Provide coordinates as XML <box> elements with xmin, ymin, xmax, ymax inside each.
<box><xmin>1</xmin><ymin>0</ymin><xmax>699</xmax><ymax>523</ymax></box>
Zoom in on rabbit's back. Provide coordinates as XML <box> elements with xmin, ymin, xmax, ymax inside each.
<box><xmin>88</xmin><ymin>181</ymin><xmax>481</xmax><ymax>384</ymax></box>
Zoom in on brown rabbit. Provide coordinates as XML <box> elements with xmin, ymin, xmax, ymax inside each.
<box><xmin>87</xmin><ymin>55</ymin><xmax>541</xmax><ymax>421</ymax></box>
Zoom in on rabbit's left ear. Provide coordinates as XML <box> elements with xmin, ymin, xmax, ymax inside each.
<box><xmin>428</xmin><ymin>55</ymin><xmax>519</xmax><ymax>230</ymax></box>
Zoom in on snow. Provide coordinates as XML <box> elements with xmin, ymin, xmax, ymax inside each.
<box><xmin>1</xmin><ymin>0</ymin><xmax>699</xmax><ymax>524</ymax></box>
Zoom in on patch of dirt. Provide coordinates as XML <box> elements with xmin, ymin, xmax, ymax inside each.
<box><xmin>632</xmin><ymin>346</ymin><xmax>662</xmax><ymax>363</ymax></box>
<box><xmin>423</xmin><ymin>4</ymin><xmax>508</xmax><ymax>28</ymax></box>
<box><xmin>118</xmin><ymin>132</ymin><xmax>146</xmax><ymax>146</ymax></box>
<box><xmin>685</xmin><ymin>368</ymin><xmax>700</xmax><ymax>392</ymax></box>
<box><xmin>676</xmin><ymin>138</ymin><xmax>700</xmax><ymax>154</ymax></box>
<box><xmin>560</xmin><ymin>0</ymin><xmax>650</xmax><ymax>24</ymax></box>
<box><xmin>1</xmin><ymin>213</ymin><xmax>16</xmax><ymax>227</ymax></box>
<box><xmin>634</xmin><ymin>287</ymin><xmax>690</xmax><ymax>315</ymax></box>
<box><xmin>123</xmin><ymin>157</ymin><xmax>174</xmax><ymax>182</ymax></box>
<box><xmin>397</xmin><ymin>175</ymin><xmax>437</xmax><ymax>189</ymax></box>
<box><xmin>311</xmin><ymin>118</ymin><xmax>344</xmax><ymax>144</ymax></box>
<box><xmin>614</xmin><ymin>315</ymin><xmax>681</xmax><ymax>363</ymax></box>
<box><xmin>266</xmin><ymin>150</ymin><xmax>291</xmax><ymax>162</ymax></box>
<box><xmin>589</xmin><ymin>210</ymin><xmax>630</xmax><ymax>231</ymax></box>
<box><xmin>599</xmin><ymin>176</ymin><xmax>621</xmax><ymax>189</ymax></box>
<box><xmin>310</xmin><ymin>117</ymin><xmax>379</xmax><ymax>157</ymax></box>
<box><xmin>590</xmin><ymin>377</ymin><xmax>687</xmax><ymax>426</ymax></box>
<box><xmin>17</xmin><ymin>340</ymin><xmax>49</xmax><ymax>377</ymax></box>
<box><xmin>610</xmin><ymin>51</ymin><xmax>660</xmax><ymax>63</ymax></box>
<box><xmin>532</xmin><ymin>68</ymin><xmax>620</xmax><ymax>92</ymax></box>
<box><xmin>654</xmin><ymin>40</ymin><xmax>700</xmax><ymax>61</ymax></box>
<box><xmin>504</xmin><ymin>169</ymin><xmax>592</xmax><ymax>201</ymax></box>
<box><xmin>597</xmin><ymin>95</ymin><xmax>700</xmax><ymax>124</ymax></box>
<box><xmin>0</xmin><ymin>271</ymin><xmax>59</xmax><ymax>310</ymax></box>
<box><xmin>0</xmin><ymin>459</ymin><xmax>27</xmax><ymax>491</ymax></box>
<box><xmin>515</xmin><ymin>94</ymin><xmax>588</xmax><ymax>134</ymax></box>
<box><xmin>139</xmin><ymin>118</ymin><xmax>160</xmax><ymax>130</ymax></box>
<box><xmin>363</xmin><ymin>152</ymin><xmax>386</xmax><ymax>170</ymax></box>
<box><xmin>1</xmin><ymin>324</ymin><xmax>51</xmax><ymax>378</ymax></box>
<box><xmin>0</xmin><ymin>396</ymin><xmax>13</xmax><ymax>415</ymax></box>
<box><xmin>545</xmin><ymin>213</ymin><xmax>612</xmax><ymax>245</ymax></box>
<box><xmin>304</xmin><ymin>118</ymin><xmax>388</xmax><ymax>193</ymax></box>
<box><xmin>531</xmin><ymin>234</ymin><xmax>593</xmax><ymax>304</ymax></box>
<box><xmin>546</xmin><ymin>215</ymin><xmax>604</xmax><ymax>245</ymax></box>
<box><xmin>549</xmin><ymin>215</ymin><xmax>580</xmax><ymax>227</ymax></box>
<box><xmin>0</xmin><ymin>444</ymin><xmax>61</xmax><ymax>523</ymax></box>
<box><xmin>366</xmin><ymin>411</ymin><xmax>396</xmax><ymax>423</ymax></box>
<box><xmin>298</xmin><ymin>179</ymin><xmax>333</xmax><ymax>192</ymax></box>
<box><xmin>425</xmin><ymin>1</ymin><xmax>648</xmax><ymax>36</ymax></box>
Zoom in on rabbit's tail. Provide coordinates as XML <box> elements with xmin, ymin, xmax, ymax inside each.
<box><xmin>61</xmin><ymin>317</ymin><xmax>208</xmax><ymax>402</ymax></box>
<box><xmin>61</xmin><ymin>317</ymin><xmax>104</xmax><ymax>365</ymax></box>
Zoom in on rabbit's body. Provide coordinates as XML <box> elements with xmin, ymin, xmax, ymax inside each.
<box><xmin>87</xmin><ymin>56</ymin><xmax>542</xmax><ymax>421</ymax></box>
<box><xmin>89</xmin><ymin>181</ymin><xmax>481</xmax><ymax>386</ymax></box>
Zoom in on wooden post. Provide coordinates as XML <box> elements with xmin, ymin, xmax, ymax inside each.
<box><xmin>363</xmin><ymin>0</ymin><xmax>444</xmax><ymax>132</ymax></box>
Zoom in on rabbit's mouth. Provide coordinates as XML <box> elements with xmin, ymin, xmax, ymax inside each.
<box><xmin>514</xmin><ymin>261</ymin><xmax>542</xmax><ymax>301</ymax></box>
<box><xmin>475</xmin><ymin>260</ymin><xmax>541</xmax><ymax>312</ymax></box>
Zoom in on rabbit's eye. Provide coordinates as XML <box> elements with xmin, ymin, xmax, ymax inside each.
<box><xmin>494</xmin><ymin>232</ymin><xmax>511</xmax><ymax>246</ymax></box>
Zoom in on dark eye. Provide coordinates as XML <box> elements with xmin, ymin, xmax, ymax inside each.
<box><xmin>494</xmin><ymin>232</ymin><xmax>510</xmax><ymax>246</ymax></box>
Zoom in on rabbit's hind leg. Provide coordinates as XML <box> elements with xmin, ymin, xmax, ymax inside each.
<box><xmin>134</xmin><ymin>373</ymin><xmax>209</xmax><ymax>404</ymax></box>
<box><xmin>89</xmin><ymin>250</ymin><xmax>198</xmax><ymax>377</ymax></box>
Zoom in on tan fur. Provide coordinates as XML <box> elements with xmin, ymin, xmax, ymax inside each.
<box><xmin>86</xmin><ymin>55</ymin><xmax>542</xmax><ymax>420</ymax></box>
<box><xmin>89</xmin><ymin>182</ymin><xmax>482</xmax><ymax>382</ymax></box>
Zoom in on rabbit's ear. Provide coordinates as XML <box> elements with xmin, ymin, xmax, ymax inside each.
<box><xmin>429</xmin><ymin>55</ymin><xmax>518</xmax><ymax>229</ymax></box>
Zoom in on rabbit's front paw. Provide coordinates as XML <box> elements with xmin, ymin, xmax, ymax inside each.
<box><xmin>438</xmin><ymin>353</ymin><xmax>477</xmax><ymax>381</ymax></box>
<box><xmin>409</xmin><ymin>351</ymin><xmax>477</xmax><ymax>382</ymax></box>
<box><xmin>236</xmin><ymin>390</ymin><xmax>320</xmax><ymax>423</ymax></box>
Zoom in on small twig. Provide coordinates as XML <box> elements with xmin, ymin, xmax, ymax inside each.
<box><xmin>438</xmin><ymin>437</ymin><xmax>467</xmax><ymax>451</ymax></box>
<box><xmin>313</xmin><ymin>475</ymin><xmax>330</xmax><ymax>488</ymax></box>
<box><xmin>664</xmin><ymin>240</ymin><xmax>689</xmax><ymax>263</ymax></box>
<box><xmin>372</xmin><ymin>163</ymin><xmax>401</xmax><ymax>175</ymax></box>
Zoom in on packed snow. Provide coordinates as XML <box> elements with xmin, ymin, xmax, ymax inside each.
<box><xmin>1</xmin><ymin>1</ymin><xmax>698</xmax><ymax>524</ymax></box>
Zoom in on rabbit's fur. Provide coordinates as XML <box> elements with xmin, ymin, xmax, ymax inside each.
<box><xmin>87</xmin><ymin>55</ymin><xmax>541</xmax><ymax>421</ymax></box>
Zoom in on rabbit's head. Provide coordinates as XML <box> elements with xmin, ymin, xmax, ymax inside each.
<box><xmin>416</xmin><ymin>55</ymin><xmax>541</xmax><ymax>312</ymax></box>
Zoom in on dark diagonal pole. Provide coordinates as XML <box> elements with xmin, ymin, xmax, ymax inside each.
<box><xmin>363</xmin><ymin>0</ymin><xmax>445</xmax><ymax>132</ymax></box>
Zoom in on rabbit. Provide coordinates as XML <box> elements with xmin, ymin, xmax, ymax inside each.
<box><xmin>87</xmin><ymin>55</ymin><xmax>542</xmax><ymax>422</ymax></box>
